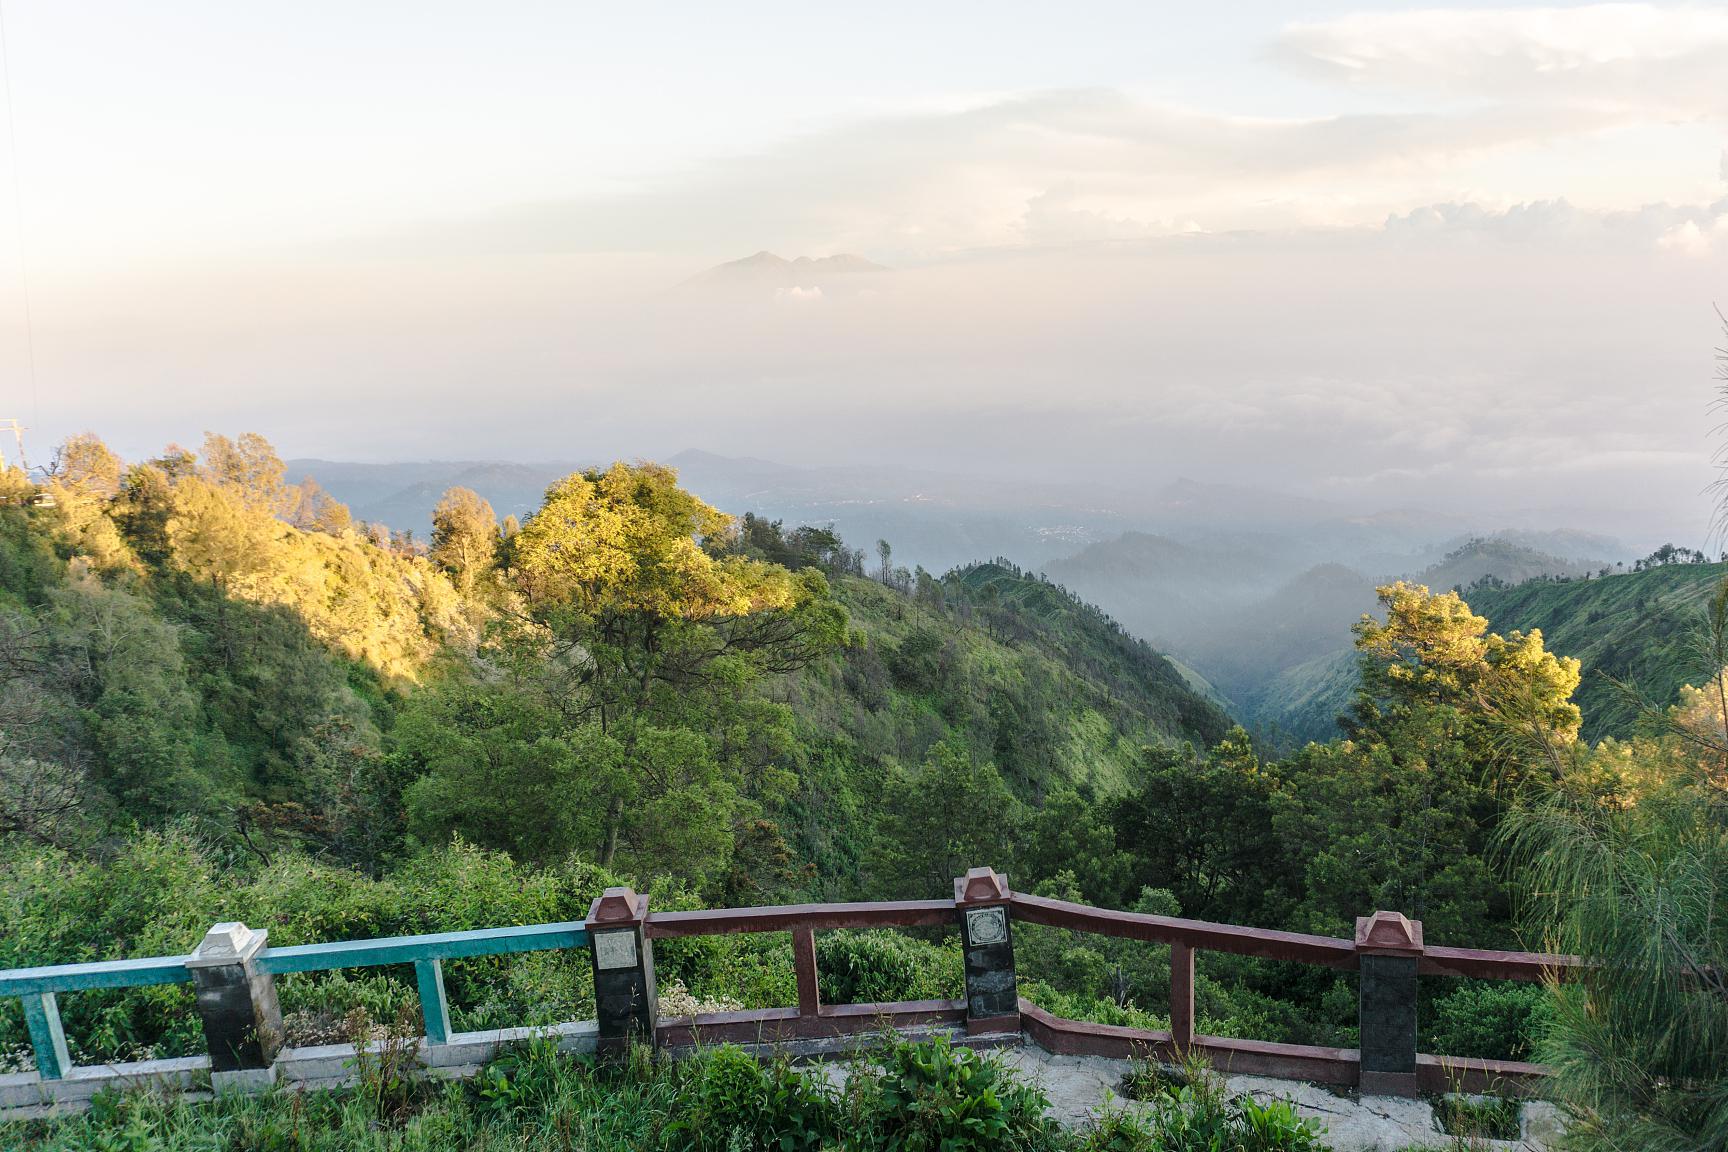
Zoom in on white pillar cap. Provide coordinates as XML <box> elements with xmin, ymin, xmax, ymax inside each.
<box><xmin>189</xmin><ymin>921</ymin><xmax>267</xmax><ymax>966</ymax></box>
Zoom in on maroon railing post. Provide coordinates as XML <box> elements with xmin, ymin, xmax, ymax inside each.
<box><xmin>792</xmin><ymin>926</ymin><xmax>820</xmax><ymax>1019</ymax></box>
<box><xmin>955</xmin><ymin>867</ymin><xmax>1019</xmax><ymax>1036</ymax></box>
<box><xmin>589</xmin><ymin>886</ymin><xmax>657</xmax><ymax>1060</ymax></box>
<box><xmin>1355</xmin><ymin>910</ymin><xmax>1424</xmax><ymax>1097</ymax></box>
<box><xmin>1169</xmin><ymin>940</ymin><xmax>1195</xmax><ymax>1051</ymax></box>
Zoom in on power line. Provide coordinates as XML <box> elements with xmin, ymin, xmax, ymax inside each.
<box><xmin>0</xmin><ymin>0</ymin><xmax>40</xmax><ymax>450</ymax></box>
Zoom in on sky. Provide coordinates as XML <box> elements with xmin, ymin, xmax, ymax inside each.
<box><xmin>0</xmin><ymin>1</ymin><xmax>1724</xmax><ymax>542</ymax></box>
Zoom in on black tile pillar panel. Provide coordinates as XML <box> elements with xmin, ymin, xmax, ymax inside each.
<box><xmin>1355</xmin><ymin>910</ymin><xmax>1424</xmax><ymax>1097</ymax></box>
<box><xmin>186</xmin><ymin>922</ymin><xmax>283</xmax><ymax>1076</ymax></box>
<box><xmin>954</xmin><ymin>867</ymin><xmax>1019</xmax><ymax>1034</ymax></box>
<box><xmin>588</xmin><ymin>887</ymin><xmax>656</xmax><ymax>1060</ymax></box>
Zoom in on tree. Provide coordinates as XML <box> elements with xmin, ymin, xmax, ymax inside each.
<box><xmin>0</xmin><ymin>753</ymin><xmax>86</xmax><ymax>846</ymax></box>
<box><xmin>1504</xmin><ymin>756</ymin><xmax>1727</xmax><ymax>1149</ymax></box>
<box><xmin>407</xmin><ymin>462</ymin><xmax>846</xmax><ymax>885</ymax></box>
<box><xmin>165</xmin><ymin>475</ymin><xmax>274</xmax><ymax>660</ymax></box>
<box><xmin>871</xmin><ymin>740</ymin><xmax>1020</xmax><ymax>895</ymax></box>
<box><xmin>288</xmin><ymin>477</ymin><xmax>353</xmax><ymax>536</ymax></box>
<box><xmin>49</xmin><ymin>572</ymin><xmax>215</xmax><ymax>816</ymax></box>
<box><xmin>1351</xmin><ymin>581</ymin><xmax>1581</xmax><ymax>779</ymax></box>
<box><xmin>200</xmin><ymin>432</ymin><xmax>288</xmax><ymax>513</ymax></box>
<box><xmin>429</xmin><ymin>487</ymin><xmax>498</xmax><ymax>593</ymax></box>
<box><xmin>1019</xmin><ymin>788</ymin><xmax>1130</xmax><ymax>907</ymax></box>
<box><xmin>53</xmin><ymin>434</ymin><xmax>122</xmax><ymax>498</ymax></box>
<box><xmin>1111</xmin><ymin>731</ymin><xmax>1281</xmax><ymax>923</ymax></box>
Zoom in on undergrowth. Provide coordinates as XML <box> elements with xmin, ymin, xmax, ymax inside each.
<box><xmin>5</xmin><ymin>1036</ymin><xmax>1335</xmax><ymax>1152</ymax></box>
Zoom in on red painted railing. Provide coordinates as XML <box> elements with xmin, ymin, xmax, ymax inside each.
<box><xmin>641</xmin><ymin>885</ymin><xmax>1579</xmax><ymax>1095</ymax></box>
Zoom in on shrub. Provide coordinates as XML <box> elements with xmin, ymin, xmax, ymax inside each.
<box><xmin>661</xmin><ymin>1045</ymin><xmax>836</xmax><ymax>1151</ymax></box>
<box><xmin>867</xmin><ymin>1036</ymin><xmax>1050</xmax><ymax>1152</ymax></box>
<box><xmin>1433</xmin><ymin>1094</ymin><xmax>1521</xmax><ymax>1142</ymax></box>
<box><xmin>1425</xmin><ymin>980</ymin><xmax>1552</xmax><ymax>1061</ymax></box>
<box><xmin>816</xmin><ymin>930</ymin><xmax>960</xmax><ymax>1004</ymax></box>
<box><xmin>1129</xmin><ymin>1055</ymin><xmax>1327</xmax><ymax>1152</ymax></box>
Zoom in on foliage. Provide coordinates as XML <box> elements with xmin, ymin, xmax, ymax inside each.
<box><xmin>427</xmin><ymin>486</ymin><xmax>498</xmax><ymax>595</ymax></box>
<box><xmin>1110</xmin><ymin>1055</ymin><xmax>1327</xmax><ymax>1151</ymax></box>
<box><xmin>865</xmin><ymin>1035</ymin><xmax>1053</xmax><ymax>1152</ymax></box>
<box><xmin>1423</xmin><ymin>980</ymin><xmax>1552</xmax><ymax>1062</ymax></box>
<box><xmin>345</xmin><ymin>1001</ymin><xmax>428</xmax><ymax>1124</ymax></box>
<box><xmin>3</xmin><ymin>1037</ymin><xmax>1333</xmax><ymax>1151</ymax></box>
<box><xmin>815</xmin><ymin>929</ymin><xmax>963</xmax><ymax>1004</ymax></box>
<box><xmin>662</xmin><ymin>1045</ymin><xmax>837</xmax><ymax>1151</ymax></box>
<box><xmin>1432</xmin><ymin>1095</ymin><xmax>1521</xmax><ymax>1142</ymax></box>
<box><xmin>870</xmin><ymin>739</ymin><xmax>1021</xmax><ymax>894</ymax></box>
<box><xmin>1503</xmin><ymin>760</ymin><xmax>1728</xmax><ymax>1150</ymax></box>
<box><xmin>0</xmin><ymin>429</ymin><xmax>1637</xmax><ymax>1100</ymax></box>
<box><xmin>1467</xmin><ymin>561</ymin><xmax>1728</xmax><ymax>741</ymax></box>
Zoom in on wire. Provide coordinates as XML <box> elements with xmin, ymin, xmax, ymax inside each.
<box><xmin>0</xmin><ymin>0</ymin><xmax>40</xmax><ymax>456</ymax></box>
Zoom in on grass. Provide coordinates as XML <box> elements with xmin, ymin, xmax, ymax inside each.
<box><xmin>4</xmin><ymin>1034</ymin><xmax>1338</xmax><ymax>1152</ymax></box>
<box><xmin>1432</xmin><ymin>1094</ymin><xmax>1521</xmax><ymax>1142</ymax></box>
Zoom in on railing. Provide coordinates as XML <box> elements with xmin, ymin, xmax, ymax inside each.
<box><xmin>0</xmin><ymin>956</ymin><xmax>192</xmax><ymax>1083</ymax></box>
<box><xmin>646</xmin><ymin>898</ymin><xmax>961</xmax><ymax>1046</ymax></box>
<box><xmin>0</xmin><ymin>870</ymin><xmax>1579</xmax><ymax>1108</ymax></box>
<box><xmin>256</xmin><ymin>921</ymin><xmax>589</xmax><ymax>1047</ymax></box>
<box><xmin>0</xmin><ymin>921</ymin><xmax>588</xmax><ymax>1082</ymax></box>
<box><xmin>1007</xmin><ymin>889</ymin><xmax>1578</xmax><ymax>1094</ymax></box>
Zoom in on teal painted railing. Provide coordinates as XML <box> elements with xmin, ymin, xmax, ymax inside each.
<box><xmin>0</xmin><ymin>921</ymin><xmax>589</xmax><ymax>1080</ymax></box>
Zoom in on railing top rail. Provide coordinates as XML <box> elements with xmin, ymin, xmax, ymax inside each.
<box><xmin>646</xmin><ymin>899</ymin><xmax>953</xmax><ymax>938</ymax></box>
<box><xmin>0</xmin><ymin>895</ymin><xmax>1584</xmax><ymax>995</ymax></box>
<box><xmin>256</xmin><ymin>920</ymin><xmax>590</xmax><ymax>975</ymax></box>
<box><xmin>1009</xmin><ymin>892</ymin><xmax>1360</xmax><ymax>968</ymax></box>
<box><xmin>1421</xmin><ymin>944</ymin><xmax>1582</xmax><ymax>982</ymax></box>
<box><xmin>0</xmin><ymin>954</ymin><xmax>192</xmax><ymax>997</ymax></box>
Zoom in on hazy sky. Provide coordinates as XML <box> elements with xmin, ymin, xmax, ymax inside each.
<box><xmin>0</xmin><ymin>2</ymin><xmax>1724</xmax><ymax>540</ymax></box>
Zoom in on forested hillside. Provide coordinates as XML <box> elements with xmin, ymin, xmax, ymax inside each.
<box><xmin>1242</xmin><ymin>558</ymin><xmax>1728</xmax><ymax>746</ymax></box>
<box><xmin>1467</xmin><ymin>558</ymin><xmax>1728</xmax><ymax>742</ymax></box>
<box><xmin>6</xmin><ymin>432</ymin><xmax>1725</xmax><ymax>1152</ymax></box>
<box><xmin>1048</xmin><ymin>533</ymin><xmax>1608</xmax><ymax>743</ymax></box>
<box><xmin>0</xmin><ymin>433</ymin><xmax>1225</xmax><ymax>902</ymax></box>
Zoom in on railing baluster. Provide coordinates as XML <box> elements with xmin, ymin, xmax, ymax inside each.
<box><xmin>415</xmin><ymin>959</ymin><xmax>451</xmax><ymax>1045</ymax></box>
<box><xmin>20</xmin><ymin>991</ymin><xmax>71</xmax><ymax>1080</ymax></box>
<box><xmin>1169</xmin><ymin>941</ymin><xmax>1195</xmax><ymax>1051</ymax></box>
<box><xmin>792</xmin><ymin>927</ymin><xmax>820</xmax><ymax>1019</ymax></box>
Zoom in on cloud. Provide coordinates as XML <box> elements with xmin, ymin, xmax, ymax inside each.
<box><xmin>1382</xmin><ymin>196</ymin><xmax>1728</xmax><ymax>251</ymax></box>
<box><xmin>384</xmin><ymin>86</ymin><xmax>1667</xmax><ymax>263</ymax></box>
<box><xmin>1274</xmin><ymin>4</ymin><xmax>1728</xmax><ymax>116</ymax></box>
<box><xmin>369</xmin><ymin>5</ymin><xmax>1728</xmax><ymax>266</ymax></box>
<box><xmin>1656</xmin><ymin>215</ymin><xmax>1728</xmax><ymax>255</ymax></box>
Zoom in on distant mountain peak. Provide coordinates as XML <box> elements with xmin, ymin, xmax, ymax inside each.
<box><xmin>683</xmin><ymin>251</ymin><xmax>889</xmax><ymax>294</ymax></box>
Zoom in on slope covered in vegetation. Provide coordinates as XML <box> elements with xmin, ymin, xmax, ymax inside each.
<box><xmin>1245</xmin><ymin>559</ymin><xmax>1728</xmax><ymax>746</ymax></box>
<box><xmin>1467</xmin><ymin>560</ymin><xmax>1728</xmax><ymax>741</ymax></box>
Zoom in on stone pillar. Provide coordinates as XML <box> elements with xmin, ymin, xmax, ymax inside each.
<box><xmin>588</xmin><ymin>886</ymin><xmax>656</xmax><ymax>1060</ymax></box>
<box><xmin>954</xmin><ymin>867</ymin><xmax>1018</xmax><ymax>1035</ymax></box>
<box><xmin>1355</xmin><ymin>910</ymin><xmax>1423</xmax><ymax>1097</ymax></box>
<box><xmin>187</xmin><ymin>922</ymin><xmax>283</xmax><ymax>1090</ymax></box>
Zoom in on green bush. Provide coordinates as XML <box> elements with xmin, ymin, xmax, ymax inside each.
<box><xmin>1424</xmin><ymin>980</ymin><xmax>1552</xmax><ymax>1061</ymax></box>
<box><xmin>1121</xmin><ymin>1056</ymin><xmax>1327</xmax><ymax>1152</ymax></box>
<box><xmin>662</xmin><ymin>1045</ymin><xmax>836</xmax><ymax>1151</ymax></box>
<box><xmin>816</xmin><ymin>930</ymin><xmax>961</xmax><ymax>1004</ymax></box>
<box><xmin>866</xmin><ymin>1035</ymin><xmax>1051</xmax><ymax>1152</ymax></box>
